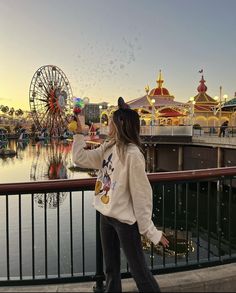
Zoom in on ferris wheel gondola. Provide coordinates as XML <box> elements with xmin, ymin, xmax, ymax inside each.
<box><xmin>29</xmin><ymin>65</ymin><xmax>73</xmax><ymax>136</ymax></box>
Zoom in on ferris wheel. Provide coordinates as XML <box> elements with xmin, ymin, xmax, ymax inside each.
<box><xmin>29</xmin><ymin>65</ymin><xmax>73</xmax><ymax>135</ymax></box>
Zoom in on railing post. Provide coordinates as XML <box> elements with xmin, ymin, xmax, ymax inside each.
<box><xmin>216</xmin><ymin>179</ymin><xmax>222</xmax><ymax>260</ymax></box>
<box><xmin>93</xmin><ymin>211</ymin><xmax>105</xmax><ymax>292</ymax></box>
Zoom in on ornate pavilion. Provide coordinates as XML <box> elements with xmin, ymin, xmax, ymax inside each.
<box><xmin>189</xmin><ymin>75</ymin><xmax>233</xmax><ymax>127</ymax></box>
<box><xmin>100</xmin><ymin>71</ymin><xmax>236</xmax><ymax>128</ymax></box>
<box><xmin>221</xmin><ymin>93</ymin><xmax>236</xmax><ymax>125</ymax></box>
<box><xmin>126</xmin><ymin>71</ymin><xmax>191</xmax><ymax>126</ymax></box>
<box><xmin>100</xmin><ymin>71</ymin><xmax>190</xmax><ymax>126</ymax></box>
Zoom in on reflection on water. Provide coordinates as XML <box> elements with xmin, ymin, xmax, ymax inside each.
<box><xmin>0</xmin><ymin>139</ymin><xmax>93</xmax><ymax>184</ymax></box>
<box><xmin>0</xmin><ymin>140</ymin><xmax>98</xmax><ymax>211</ymax></box>
<box><xmin>0</xmin><ymin>139</ymin><xmax>95</xmax><ymax>211</ymax></box>
<box><xmin>34</xmin><ymin>193</ymin><xmax>67</xmax><ymax>209</ymax></box>
<box><xmin>30</xmin><ymin>139</ymin><xmax>71</xmax><ymax>181</ymax></box>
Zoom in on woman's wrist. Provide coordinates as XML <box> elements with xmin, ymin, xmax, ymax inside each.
<box><xmin>74</xmin><ymin>130</ymin><xmax>87</xmax><ymax>135</ymax></box>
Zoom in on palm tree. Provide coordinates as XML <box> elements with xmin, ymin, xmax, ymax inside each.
<box><xmin>15</xmin><ymin>108</ymin><xmax>24</xmax><ymax>117</ymax></box>
<box><xmin>18</xmin><ymin>109</ymin><xmax>24</xmax><ymax>116</ymax></box>
<box><xmin>8</xmin><ymin>107</ymin><xmax>15</xmax><ymax>116</ymax></box>
<box><xmin>1</xmin><ymin>106</ymin><xmax>9</xmax><ymax>114</ymax></box>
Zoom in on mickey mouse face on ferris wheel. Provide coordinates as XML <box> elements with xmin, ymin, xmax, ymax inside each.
<box><xmin>54</xmin><ymin>89</ymin><xmax>68</xmax><ymax>109</ymax></box>
<box><xmin>58</xmin><ymin>95</ymin><xmax>66</xmax><ymax>108</ymax></box>
<box><xmin>61</xmin><ymin>91</ymin><xmax>67</xmax><ymax>99</ymax></box>
<box><xmin>55</xmin><ymin>89</ymin><xmax>67</xmax><ymax>99</ymax></box>
<box><xmin>55</xmin><ymin>88</ymin><xmax>61</xmax><ymax>98</ymax></box>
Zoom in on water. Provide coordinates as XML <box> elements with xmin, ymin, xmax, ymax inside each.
<box><xmin>0</xmin><ymin>139</ymin><xmax>92</xmax><ymax>183</ymax></box>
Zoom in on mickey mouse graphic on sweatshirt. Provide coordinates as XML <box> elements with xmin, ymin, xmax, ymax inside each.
<box><xmin>95</xmin><ymin>153</ymin><xmax>114</xmax><ymax>204</ymax></box>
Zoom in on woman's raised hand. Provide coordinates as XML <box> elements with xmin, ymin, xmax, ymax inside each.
<box><xmin>75</xmin><ymin>115</ymin><xmax>83</xmax><ymax>133</ymax></box>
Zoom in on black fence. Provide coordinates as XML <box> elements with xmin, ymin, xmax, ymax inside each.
<box><xmin>0</xmin><ymin>168</ymin><xmax>236</xmax><ymax>290</ymax></box>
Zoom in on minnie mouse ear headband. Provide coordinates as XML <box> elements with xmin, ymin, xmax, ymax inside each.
<box><xmin>118</xmin><ymin>97</ymin><xmax>130</xmax><ymax>109</ymax></box>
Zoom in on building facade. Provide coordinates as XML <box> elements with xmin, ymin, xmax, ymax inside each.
<box><xmin>189</xmin><ymin>75</ymin><xmax>232</xmax><ymax>128</ymax></box>
<box><xmin>127</xmin><ymin>71</ymin><xmax>191</xmax><ymax>126</ymax></box>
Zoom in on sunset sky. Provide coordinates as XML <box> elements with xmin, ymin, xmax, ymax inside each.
<box><xmin>1</xmin><ymin>0</ymin><xmax>236</xmax><ymax>110</ymax></box>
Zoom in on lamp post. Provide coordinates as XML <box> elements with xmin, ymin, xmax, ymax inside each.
<box><xmin>145</xmin><ymin>85</ymin><xmax>150</xmax><ymax>118</ymax></box>
<box><xmin>107</xmin><ymin>103</ymin><xmax>111</xmax><ymax>118</ymax></box>
<box><xmin>189</xmin><ymin>97</ymin><xmax>195</xmax><ymax>125</ymax></box>
<box><xmin>150</xmin><ymin>98</ymin><xmax>155</xmax><ymax>136</ymax></box>
<box><xmin>145</xmin><ymin>85</ymin><xmax>150</xmax><ymax>133</ymax></box>
<box><xmin>107</xmin><ymin>103</ymin><xmax>111</xmax><ymax>115</ymax></box>
<box><xmin>99</xmin><ymin>105</ymin><xmax>102</xmax><ymax>129</ymax></box>
<box><xmin>214</xmin><ymin>86</ymin><xmax>228</xmax><ymax>125</ymax></box>
<box><xmin>151</xmin><ymin>99</ymin><xmax>155</xmax><ymax>126</ymax></box>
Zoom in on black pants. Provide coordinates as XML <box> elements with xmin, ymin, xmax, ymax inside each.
<box><xmin>219</xmin><ymin>128</ymin><xmax>226</xmax><ymax>137</ymax></box>
<box><xmin>100</xmin><ymin>214</ymin><xmax>161</xmax><ymax>292</ymax></box>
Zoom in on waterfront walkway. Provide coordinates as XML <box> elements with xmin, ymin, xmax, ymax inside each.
<box><xmin>192</xmin><ymin>135</ymin><xmax>236</xmax><ymax>148</ymax></box>
<box><xmin>0</xmin><ymin>263</ymin><xmax>235</xmax><ymax>292</ymax></box>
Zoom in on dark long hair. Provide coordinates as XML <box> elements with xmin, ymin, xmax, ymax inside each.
<box><xmin>111</xmin><ymin>108</ymin><xmax>142</xmax><ymax>161</ymax></box>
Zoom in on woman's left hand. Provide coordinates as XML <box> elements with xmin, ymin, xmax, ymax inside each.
<box><xmin>160</xmin><ymin>233</ymin><xmax>169</xmax><ymax>248</ymax></box>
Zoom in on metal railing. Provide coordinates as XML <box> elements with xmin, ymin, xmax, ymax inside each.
<box><xmin>100</xmin><ymin>125</ymin><xmax>193</xmax><ymax>137</ymax></box>
<box><xmin>0</xmin><ymin>168</ymin><xmax>236</xmax><ymax>290</ymax></box>
<box><xmin>99</xmin><ymin>125</ymin><xmax>236</xmax><ymax>138</ymax></box>
<box><xmin>140</xmin><ymin>125</ymin><xmax>193</xmax><ymax>136</ymax></box>
<box><xmin>193</xmin><ymin>126</ymin><xmax>236</xmax><ymax>137</ymax></box>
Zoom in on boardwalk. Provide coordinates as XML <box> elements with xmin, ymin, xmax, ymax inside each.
<box><xmin>193</xmin><ymin>135</ymin><xmax>236</xmax><ymax>148</ymax></box>
<box><xmin>0</xmin><ymin>264</ymin><xmax>235</xmax><ymax>292</ymax></box>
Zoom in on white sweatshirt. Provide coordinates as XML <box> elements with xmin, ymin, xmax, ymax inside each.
<box><xmin>72</xmin><ymin>134</ymin><xmax>162</xmax><ymax>245</ymax></box>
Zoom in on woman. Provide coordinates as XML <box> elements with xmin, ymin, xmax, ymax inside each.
<box><xmin>72</xmin><ymin>97</ymin><xmax>169</xmax><ymax>292</ymax></box>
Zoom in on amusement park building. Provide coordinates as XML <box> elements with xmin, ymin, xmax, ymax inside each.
<box><xmin>221</xmin><ymin>93</ymin><xmax>236</xmax><ymax>124</ymax></box>
<box><xmin>189</xmin><ymin>75</ymin><xmax>235</xmax><ymax>127</ymax></box>
<box><xmin>126</xmin><ymin>72</ymin><xmax>236</xmax><ymax>128</ymax></box>
<box><xmin>126</xmin><ymin>71</ymin><xmax>190</xmax><ymax>126</ymax></box>
<box><xmin>99</xmin><ymin>71</ymin><xmax>236</xmax><ymax>129</ymax></box>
